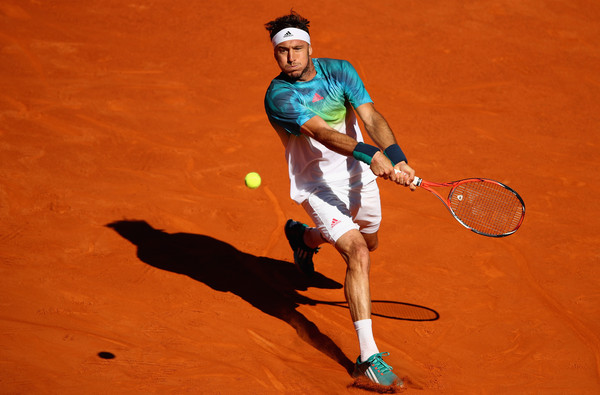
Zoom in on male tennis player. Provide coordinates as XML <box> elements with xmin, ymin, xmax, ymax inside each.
<box><xmin>264</xmin><ymin>12</ymin><xmax>415</xmax><ymax>388</ymax></box>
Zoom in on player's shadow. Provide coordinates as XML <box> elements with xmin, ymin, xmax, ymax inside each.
<box><xmin>106</xmin><ymin>220</ymin><xmax>355</xmax><ymax>374</ymax></box>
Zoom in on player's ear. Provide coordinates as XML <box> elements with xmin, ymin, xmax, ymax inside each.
<box><xmin>308</xmin><ymin>45</ymin><xmax>313</xmax><ymax>56</ymax></box>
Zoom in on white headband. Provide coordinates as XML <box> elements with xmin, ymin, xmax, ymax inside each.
<box><xmin>271</xmin><ymin>28</ymin><xmax>311</xmax><ymax>47</ymax></box>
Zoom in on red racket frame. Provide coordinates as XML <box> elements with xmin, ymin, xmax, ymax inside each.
<box><xmin>413</xmin><ymin>176</ymin><xmax>526</xmax><ymax>237</ymax></box>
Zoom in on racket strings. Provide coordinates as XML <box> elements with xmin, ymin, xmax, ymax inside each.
<box><xmin>450</xmin><ymin>181</ymin><xmax>523</xmax><ymax>236</ymax></box>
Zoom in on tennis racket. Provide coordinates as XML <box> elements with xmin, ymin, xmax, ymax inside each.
<box><xmin>410</xmin><ymin>175</ymin><xmax>525</xmax><ymax>237</ymax></box>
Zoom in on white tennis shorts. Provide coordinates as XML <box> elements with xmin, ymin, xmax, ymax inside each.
<box><xmin>301</xmin><ymin>176</ymin><xmax>381</xmax><ymax>244</ymax></box>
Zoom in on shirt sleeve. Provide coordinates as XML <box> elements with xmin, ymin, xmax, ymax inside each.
<box><xmin>264</xmin><ymin>85</ymin><xmax>313</xmax><ymax>136</ymax></box>
<box><xmin>339</xmin><ymin>60</ymin><xmax>372</xmax><ymax>108</ymax></box>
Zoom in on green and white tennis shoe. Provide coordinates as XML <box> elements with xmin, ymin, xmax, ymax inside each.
<box><xmin>353</xmin><ymin>352</ymin><xmax>403</xmax><ymax>387</ymax></box>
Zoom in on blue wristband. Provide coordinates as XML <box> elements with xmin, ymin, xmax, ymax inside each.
<box><xmin>384</xmin><ymin>144</ymin><xmax>408</xmax><ymax>165</ymax></box>
<box><xmin>352</xmin><ymin>142</ymin><xmax>380</xmax><ymax>165</ymax></box>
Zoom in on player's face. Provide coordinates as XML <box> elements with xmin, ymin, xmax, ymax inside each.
<box><xmin>274</xmin><ymin>40</ymin><xmax>314</xmax><ymax>81</ymax></box>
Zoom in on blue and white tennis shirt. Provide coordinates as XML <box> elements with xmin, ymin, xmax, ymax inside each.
<box><xmin>265</xmin><ymin>58</ymin><xmax>377</xmax><ymax>203</ymax></box>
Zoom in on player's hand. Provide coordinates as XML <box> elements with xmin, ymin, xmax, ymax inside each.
<box><xmin>370</xmin><ymin>151</ymin><xmax>395</xmax><ymax>180</ymax></box>
<box><xmin>393</xmin><ymin>162</ymin><xmax>416</xmax><ymax>190</ymax></box>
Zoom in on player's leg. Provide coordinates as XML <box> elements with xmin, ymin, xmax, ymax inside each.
<box><xmin>336</xmin><ymin>229</ymin><xmax>379</xmax><ymax>364</ymax></box>
<box><xmin>335</xmin><ymin>229</ymin><xmax>372</xmax><ymax>322</ymax></box>
<box><xmin>301</xmin><ymin>182</ymin><xmax>379</xmax><ymax>358</ymax></box>
<box><xmin>337</xmin><ymin>228</ymin><xmax>402</xmax><ymax>387</ymax></box>
<box><xmin>301</xmin><ymin>181</ymin><xmax>402</xmax><ymax>387</ymax></box>
<box><xmin>345</xmin><ymin>180</ymin><xmax>403</xmax><ymax>387</ymax></box>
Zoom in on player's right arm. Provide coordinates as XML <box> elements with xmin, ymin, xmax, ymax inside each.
<box><xmin>300</xmin><ymin>115</ymin><xmax>396</xmax><ymax>180</ymax></box>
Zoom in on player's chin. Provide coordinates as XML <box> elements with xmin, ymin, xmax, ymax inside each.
<box><xmin>284</xmin><ymin>70</ymin><xmax>302</xmax><ymax>79</ymax></box>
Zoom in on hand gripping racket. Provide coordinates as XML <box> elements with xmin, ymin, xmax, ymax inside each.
<box><xmin>411</xmin><ymin>176</ymin><xmax>525</xmax><ymax>237</ymax></box>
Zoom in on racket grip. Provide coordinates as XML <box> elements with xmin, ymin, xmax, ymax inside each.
<box><xmin>394</xmin><ymin>169</ymin><xmax>422</xmax><ymax>186</ymax></box>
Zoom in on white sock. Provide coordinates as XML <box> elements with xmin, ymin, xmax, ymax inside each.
<box><xmin>303</xmin><ymin>227</ymin><xmax>324</xmax><ymax>249</ymax></box>
<box><xmin>354</xmin><ymin>319</ymin><xmax>379</xmax><ymax>362</ymax></box>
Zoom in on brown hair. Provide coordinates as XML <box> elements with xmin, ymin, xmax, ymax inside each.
<box><xmin>264</xmin><ymin>11</ymin><xmax>310</xmax><ymax>39</ymax></box>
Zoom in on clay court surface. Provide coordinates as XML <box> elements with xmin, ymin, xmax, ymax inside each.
<box><xmin>1</xmin><ymin>1</ymin><xmax>599</xmax><ymax>393</ymax></box>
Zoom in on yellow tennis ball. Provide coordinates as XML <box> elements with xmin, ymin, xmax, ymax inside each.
<box><xmin>245</xmin><ymin>172</ymin><xmax>261</xmax><ymax>189</ymax></box>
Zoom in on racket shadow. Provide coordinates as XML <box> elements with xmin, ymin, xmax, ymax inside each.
<box><xmin>313</xmin><ymin>300</ymin><xmax>439</xmax><ymax>322</ymax></box>
<box><xmin>106</xmin><ymin>219</ymin><xmax>355</xmax><ymax>374</ymax></box>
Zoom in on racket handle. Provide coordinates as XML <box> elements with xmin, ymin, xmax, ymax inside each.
<box><xmin>394</xmin><ymin>169</ymin><xmax>422</xmax><ymax>186</ymax></box>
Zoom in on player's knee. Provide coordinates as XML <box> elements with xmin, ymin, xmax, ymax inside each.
<box><xmin>346</xmin><ymin>241</ymin><xmax>371</xmax><ymax>272</ymax></box>
<box><xmin>336</xmin><ymin>230</ymin><xmax>371</xmax><ymax>268</ymax></box>
<box><xmin>355</xmin><ymin>243</ymin><xmax>371</xmax><ymax>264</ymax></box>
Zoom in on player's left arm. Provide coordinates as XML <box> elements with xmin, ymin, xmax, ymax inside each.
<box><xmin>355</xmin><ymin>102</ymin><xmax>396</xmax><ymax>148</ymax></box>
<box><xmin>355</xmin><ymin>102</ymin><xmax>415</xmax><ymax>187</ymax></box>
